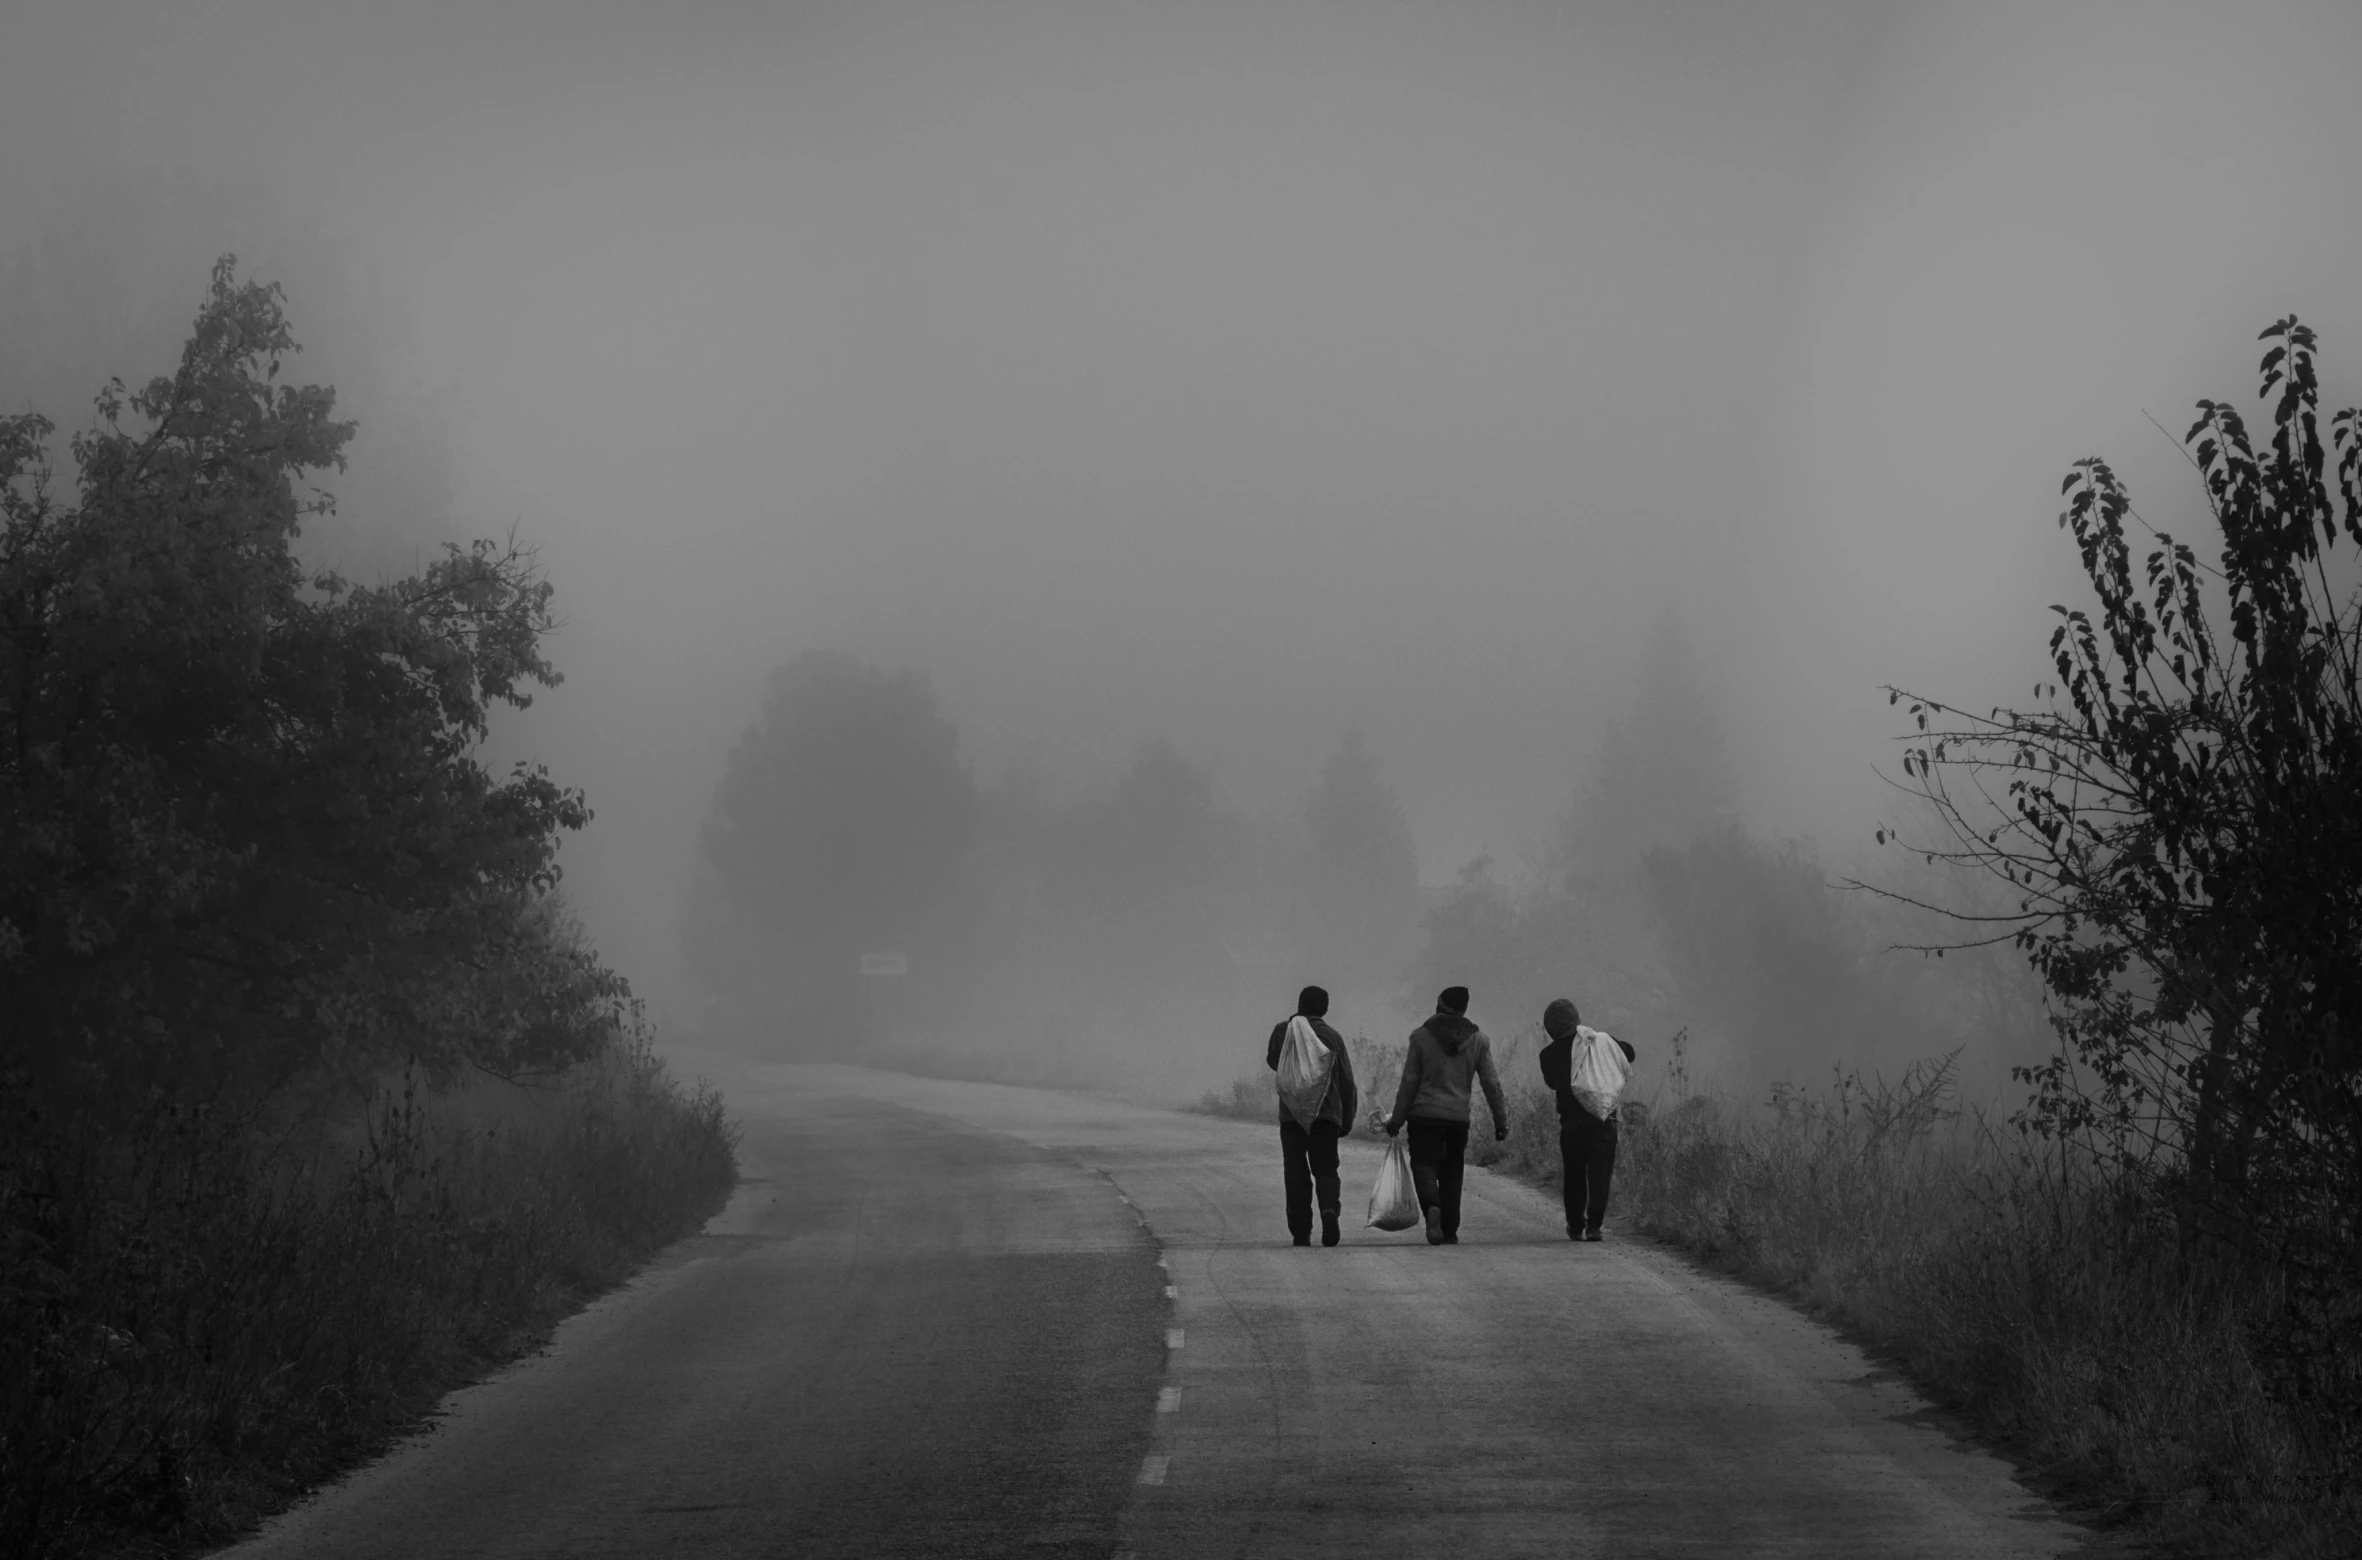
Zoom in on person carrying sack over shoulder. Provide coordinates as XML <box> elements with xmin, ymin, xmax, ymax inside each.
<box><xmin>1383</xmin><ymin>986</ymin><xmax>1508</xmax><ymax>1246</ymax></box>
<box><xmin>1267</xmin><ymin>985</ymin><xmax>1359</xmax><ymax>1247</ymax></box>
<box><xmin>1538</xmin><ymin>998</ymin><xmax>1635</xmax><ymax>1241</ymax></box>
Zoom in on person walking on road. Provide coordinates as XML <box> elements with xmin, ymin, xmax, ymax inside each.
<box><xmin>1383</xmin><ymin>986</ymin><xmax>1508</xmax><ymax>1246</ymax></box>
<box><xmin>1267</xmin><ymin>985</ymin><xmax>1359</xmax><ymax>1247</ymax></box>
<box><xmin>1538</xmin><ymin>998</ymin><xmax>1636</xmax><ymax>1241</ymax></box>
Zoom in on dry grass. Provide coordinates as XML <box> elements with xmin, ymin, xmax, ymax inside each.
<box><xmin>1488</xmin><ymin>1055</ymin><xmax>2354</xmax><ymax>1558</ymax></box>
<box><xmin>991</xmin><ymin>1028</ymin><xmax>2358</xmax><ymax>1552</ymax></box>
<box><xmin>0</xmin><ymin>1032</ymin><xmax>738</xmax><ymax>1559</ymax></box>
<box><xmin>1185</xmin><ymin>1069</ymin><xmax>1278</xmax><ymax>1120</ymax></box>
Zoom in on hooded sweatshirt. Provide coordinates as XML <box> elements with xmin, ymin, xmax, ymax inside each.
<box><xmin>1389</xmin><ymin>1011</ymin><xmax>1508</xmax><ymax>1129</ymax></box>
<box><xmin>1537</xmin><ymin>998</ymin><xmax>1637</xmax><ymax>1124</ymax></box>
<box><xmin>1266</xmin><ymin>1015</ymin><xmax>1358</xmax><ymax>1129</ymax></box>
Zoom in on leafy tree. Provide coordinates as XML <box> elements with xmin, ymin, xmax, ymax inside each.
<box><xmin>1404</xmin><ymin>855</ymin><xmax>1530</xmax><ymax>1020</ymax></box>
<box><xmin>1643</xmin><ymin>827</ymin><xmax>1929</xmax><ymax>1082</ymax></box>
<box><xmin>1</xmin><ymin>169</ymin><xmax>465</xmax><ymax>580</ymax></box>
<box><xmin>1062</xmin><ymin>737</ymin><xmax>1238</xmax><ymax>981</ymax></box>
<box><xmin>1880</xmin><ymin>318</ymin><xmax>2362</xmax><ymax>1441</ymax></box>
<box><xmin>0</xmin><ymin>259</ymin><xmax>607</xmax><ymax>1098</ymax></box>
<box><xmin>1090</xmin><ymin>738</ymin><xmax>1221</xmax><ymax>888</ymax></box>
<box><xmin>1560</xmin><ymin>607</ymin><xmax>1738</xmax><ymax>875</ymax></box>
<box><xmin>1645</xmin><ymin>831</ymin><xmax>1849</xmax><ymax>1059</ymax></box>
<box><xmin>1299</xmin><ymin>728</ymin><xmax>1418</xmax><ymax>990</ymax></box>
<box><xmin>695</xmin><ymin>650</ymin><xmax>974</xmax><ymax>1045</ymax></box>
<box><xmin>1401</xmin><ymin>608</ymin><xmax>1741</xmax><ymax>1060</ymax></box>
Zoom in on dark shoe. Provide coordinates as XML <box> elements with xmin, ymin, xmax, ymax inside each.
<box><xmin>1582</xmin><ymin>1229</ymin><xmax>1602</xmax><ymax>1242</ymax></box>
<box><xmin>1320</xmin><ymin>1212</ymin><xmax>1341</xmax><ymax>1247</ymax></box>
<box><xmin>1440</xmin><ymin>1232</ymin><xmax>1459</xmax><ymax>1244</ymax></box>
<box><xmin>1424</xmin><ymin>1208</ymin><xmax>1445</xmax><ymax>1245</ymax></box>
<box><xmin>1567</xmin><ymin>1228</ymin><xmax>1583</xmax><ymax>1241</ymax></box>
<box><xmin>1292</xmin><ymin>1234</ymin><xmax>1312</xmax><ymax>1247</ymax></box>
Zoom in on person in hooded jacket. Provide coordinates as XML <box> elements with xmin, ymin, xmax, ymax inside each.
<box><xmin>1266</xmin><ymin>985</ymin><xmax>1359</xmax><ymax>1246</ymax></box>
<box><xmin>1537</xmin><ymin>998</ymin><xmax>1637</xmax><ymax>1240</ymax></box>
<box><xmin>1383</xmin><ymin>986</ymin><xmax>1508</xmax><ymax>1245</ymax></box>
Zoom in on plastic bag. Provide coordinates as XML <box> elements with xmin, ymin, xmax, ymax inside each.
<box><xmin>1365</xmin><ymin>1131</ymin><xmax>1422</xmax><ymax>1231</ymax></box>
<box><xmin>1569</xmin><ymin>1025</ymin><xmax>1631</xmax><ymax>1122</ymax></box>
<box><xmin>1275</xmin><ymin>1015</ymin><xmax>1335</xmax><ymax>1126</ymax></box>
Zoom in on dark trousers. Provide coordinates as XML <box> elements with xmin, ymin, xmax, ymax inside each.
<box><xmin>1279</xmin><ymin>1116</ymin><xmax>1343</xmax><ymax>1240</ymax></box>
<box><xmin>1405</xmin><ymin>1118</ymin><xmax>1471</xmax><ymax>1236</ymax></box>
<box><xmin>1560</xmin><ymin>1109</ymin><xmax>1619</xmax><ymax>1234</ymax></box>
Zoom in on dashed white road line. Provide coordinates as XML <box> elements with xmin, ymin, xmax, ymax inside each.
<box><xmin>1138</xmin><ymin>1455</ymin><xmax>1169</xmax><ymax>1486</ymax></box>
<box><xmin>1164</xmin><ymin>1284</ymin><xmax>1177</xmax><ymax>1300</ymax></box>
<box><xmin>1165</xmin><ymin>1327</ymin><xmax>1185</xmax><ymax>1350</ymax></box>
<box><xmin>1157</xmin><ymin>1386</ymin><xmax>1181</xmax><ymax>1413</ymax></box>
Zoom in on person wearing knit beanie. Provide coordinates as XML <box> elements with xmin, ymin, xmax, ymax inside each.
<box><xmin>1538</xmin><ymin>997</ymin><xmax>1637</xmax><ymax>1240</ymax></box>
<box><xmin>1265</xmin><ymin>984</ymin><xmax>1359</xmax><ymax>1246</ymax></box>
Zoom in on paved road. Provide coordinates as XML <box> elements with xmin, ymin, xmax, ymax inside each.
<box><xmin>229</xmin><ymin>1058</ymin><xmax>2085</xmax><ymax>1559</ymax></box>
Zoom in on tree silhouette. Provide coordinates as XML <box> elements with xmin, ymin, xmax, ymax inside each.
<box><xmin>1561</xmin><ymin>607</ymin><xmax>1737</xmax><ymax>875</ymax></box>
<box><xmin>1300</xmin><ymin>728</ymin><xmax>1419</xmax><ymax>992</ymax></box>
<box><xmin>696</xmin><ymin>651</ymin><xmax>974</xmax><ymax>1047</ymax></box>
<box><xmin>1876</xmin><ymin>317</ymin><xmax>2362</xmax><ymax>1440</ymax></box>
<box><xmin>0</xmin><ymin>260</ymin><xmax>609</xmax><ymax>1097</ymax></box>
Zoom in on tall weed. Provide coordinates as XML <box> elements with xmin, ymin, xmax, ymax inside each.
<box><xmin>1550</xmin><ymin>1055</ymin><xmax>2353</xmax><ymax>1557</ymax></box>
<box><xmin>0</xmin><ymin>1033</ymin><xmax>737</xmax><ymax>1559</ymax></box>
<box><xmin>1186</xmin><ymin>1069</ymin><xmax>1278</xmax><ymax>1121</ymax></box>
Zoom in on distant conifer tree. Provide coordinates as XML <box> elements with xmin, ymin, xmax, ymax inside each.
<box><xmin>1560</xmin><ymin>607</ymin><xmax>1738</xmax><ymax>876</ymax></box>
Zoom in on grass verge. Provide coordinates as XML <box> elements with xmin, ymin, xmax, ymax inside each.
<box><xmin>1215</xmin><ymin>1030</ymin><xmax>2352</xmax><ymax>1551</ymax></box>
<box><xmin>1185</xmin><ymin>1069</ymin><xmax>1277</xmax><ymax>1120</ymax></box>
<box><xmin>1490</xmin><ymin>1054</ymin><xmax>2352</xmax><ymax>1559</ymax></box>
<box><xmin>0</xmin><ymin>1031</ymin><xmax>738</xmax><ymax>1559</ymax></box>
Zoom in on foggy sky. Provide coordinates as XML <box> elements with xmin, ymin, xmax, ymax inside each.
<box><xmin>6</xmin><ymin>0</ymin><xmax>2360</xmax><ymax>1023</ymax></box>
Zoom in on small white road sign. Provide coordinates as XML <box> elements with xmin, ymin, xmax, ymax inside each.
<box><xmin>860</xmin><ymin>951</ymin><xmax>908</xmax><ymax>978</ymax></box>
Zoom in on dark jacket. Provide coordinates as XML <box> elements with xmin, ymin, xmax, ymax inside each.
<box><xmin>1267</xmin><ymin>1016</ymin><xmax>1358</xmax><ymax>1130</ymax></box>
<box><xmin>1388</xmin><ymin>1012</ymin><xmax>1507</xmax><ymax>1129</ymax></box>
<box><xmin>1538</xmin><ymin>1029</ymin><xmax>1637</xmax><ymax>1124</ymax></box>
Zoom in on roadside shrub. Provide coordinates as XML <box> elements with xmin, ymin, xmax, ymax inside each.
<box><xmin>0</xmin><ymin>1030</ymin><xmax>737</xmax><ymax>1560</ymax></box>
<box><xmin>1186</xmin><ymin>1069</ymin><xmax>1277</xmax><ymax>1121</ymax></box>
<box><xmin>0</xmin><ymin>256</ymin><xmax>740</xmax><ymax>1560</ymax></box>
<box><xmin>1577</xmin><ymin>1060</ymin><xmax>2351</xmax><ymax>1557</ymax></box>
<box><xmin>1879</xmin><ymin>320</ymin><xmax>2362</xmax><ymax>1464</ymax></box>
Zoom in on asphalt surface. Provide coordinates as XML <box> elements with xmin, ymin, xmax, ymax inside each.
<box><xmin>228</xmin><ymin>1057</ymin><xmax>2087</xmax><ymax>1559</ymax></box>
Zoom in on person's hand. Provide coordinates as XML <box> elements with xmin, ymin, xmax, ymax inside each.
<box><xmin>1385</xmin><ymin>1119</ymin><xmax>1402</xmax><ymax>1138</ymax></box>
<box><xmin>1494</xmin><ymin>1125</ymin><xmax>1509</xmax><ymax>1142</ymax></box>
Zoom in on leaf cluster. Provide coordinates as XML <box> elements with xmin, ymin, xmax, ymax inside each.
<box><xmin>1874</xmin><ymin>317</ymin><xmax>2362</xmax><ymax>1449</ymax></box>
<box><xmin>0</xmin><ymin>259</ymin><xmax>614</xmax><ymax>1099</ymax></box>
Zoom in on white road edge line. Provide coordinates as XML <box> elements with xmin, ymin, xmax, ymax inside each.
<box><xmin>1138</xmin><ymin>1455</ymin><xmax>1169</xmax><ymax>1486</ymax></box>
<box><xmin>1157</xmin><ymin>1386</ymin><xmax>1181</xmax><ymax>1413</ymax></box>
<box><xmin>1166</xmin><ymin>1328</ymin><xmax>1185</xmax><ymax>1350</ymax></box>
<box><xmin>1164</xmin><ymin>1284</ymin><xmax>1177</xmax><ymax>1300</ymax></box>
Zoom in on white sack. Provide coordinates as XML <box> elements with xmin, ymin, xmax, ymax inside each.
<box><xmin>1570</xmin><ymin>1025</ymin><xmax>1631</xmax><ymax>1121</ymax></box>
<box><xmin>1275</xmin><ymin>1014</ymin><xmax>1335</xmax><ymax>1126</ymax></box>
